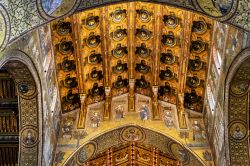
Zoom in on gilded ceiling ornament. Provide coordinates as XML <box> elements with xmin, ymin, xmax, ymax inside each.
<box><xmin>61</xmin><ymin>74</ymin><xmax>78</xmax><ymax>88</ymax></box>
<box><xmin>62</xmin><ymin>90</ymin><xmax>80</xmax><ymax>113</ymax></box>
<box><xmin>82</xmin><ymin>13</ymin><xmax>99</xmax><ymax>30</ymax></box>
<box><xmin>230</xmin><ymin>81</ymin><xmax>249</xmax><ymax>95</ymax></box>
<box><xmin>110</xmin><ymin>8</ymin><xmax>127</xmax><ymax>23</ymax></box>
<box><xmin>135</xmin><ymin>75</ymin><xmax>150</xmax><ymax>89</ymax></box>
<box><xmin>160</xmin><ymin>50</ymin><xmax>178</xmax><ymax>65</ymax></box>
<box><xmin>88</xmin><ymin>83</ymin><xmax>105</xmax><ymax>97</ymax></box>
<box><xmin>112</xmin><ymin>44</ymin><xmax>128</xmax><ymax>58</ymax></box>
<box><xmin>190</xmin><ymin>38</ymin><xmax>207</xmax><ymax>53</ymax></box>
<box><xmin>158</xmin><ymin>82</ymin><xmax>172</xmax><ymax>96</ymax></box>
<box><xmin>184</xmin><ymin>89</ymin><xmax>202</xmax><ymax>110</ymax></box>
<box><xmin>135</xmin><ymin>43</ymin><xmax>151</xmax><ymax>58</ymax></box>
<box><xmin>159</xmin><ymin>67</ymin><xmax>176</xmax><ymax>81</ymax></box>
<box><xmin>163</xmin><ymin>13</ymin><xmax>179</xmax><ymax>29</ymax></box>
<box><xmin>58</xmin><ymin>40</ymin><xmax>74</xmax><ymax>55</ymax></box>
<box><xmin>113</xmin><ymin>76</ymin><xmax>129</xmax><ymax>89</ymax></box>
<box><xmin>88</xmin><ymin>67</ymin><xmax>103</xmax><ymax>81</ymax></box>
<box><xmin>186</xmin><ymin>76</ymin><xmax>204</xmax><ymax>88</ymax></box>
<box><xmin>188</xmin><ymin>56</ymin><xmax>205</xmax><ymax>71</ymax></box>
<box><xmin>56</xmin><ymin>21</ymin><xmax>72</xmax><ymax>36</ymax></box>
<box><xmin>136</xmin><ymin>8</ymin><xmax>152</xmax><ymax>23</ymax></box>
<box><xmin>111</xmin><ymin>27</ymin><xmax>127</xmax><ymax>41</ymax></box>
<box><xmin>59</xmin><ymin>57</ymin><xmax>76</xmax><ymax>72</ymax></box>
<box><xmin>161</xmin><ymin>32</ymin><xmax>176</xmax><ymax>47</ymax></box>
<box><xmin>192</xmin><ymin>18</ymin><xmax>209</xmax><ymax>34</ymax></box>
<box><xmin>87</xmin><ymin>51</ymin><xmax>102</xmax><ymax>65</ymax></box>
<box><xmin>112</xmin><ymin>60</ymin><xmax>128</xmax><ymax>74</ymax></box>
<box><xmin>135</xmin><ymin>60</ymin><xmax>151</xmax><ymax>74</ymax></box>
<box><xmin>136</xmin><ymin>25</ymin><xmax>152</xmax><ymax>41</ymax></box>
<box><xmin>85</xmin><ymin>32</ymin><xmax>101</xmax><ymax>48</ymax></box>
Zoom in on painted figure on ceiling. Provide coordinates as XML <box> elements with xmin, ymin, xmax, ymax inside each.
<box><xmin>91</xmin><ymin>112</ymin><xmax>101</xmax><ymax>128</ymax></box>
<box><xmin>23</xmin><ymin>130</ymin><xmax>35</xmax><ymax>145</ymax></box>
<box><xmin>233</xmin><ymin>125</ymin><xmax>244</xmax><ymax>140</ymax></box>
<box><xmin>164</xmin><ymin>111</ymin><xmax>174</xmax><ymax>128</ymax></box>
<box><xmin>115</xmin><ymin>105</ymin><xmax>124</xmax><ymax>120</ymax></box>
<box><xmin>140</xmin><ymin>105</ymin><xmax>149</xmax><ymax>121</ymax></box>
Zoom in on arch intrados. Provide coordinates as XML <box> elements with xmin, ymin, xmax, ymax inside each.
<box><xmin>64</xmin><ymin>125</ymin><xmax>206</xmax><ymax>166</ymax></box>
<box><xmin>224</xmin><ymin>48</ymin><xmax>250</xmax><ymax>165</ymax></box>
<box><xmin>0</xmin><ymin>50</ymin><xmax>42</xmax><ymax>166</ymax></box>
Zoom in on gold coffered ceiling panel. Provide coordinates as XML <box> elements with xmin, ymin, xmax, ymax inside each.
<box><xmin>51</xmin><ymin>2</ymin><xmax>213</xmax><ymax>129</ymax></box>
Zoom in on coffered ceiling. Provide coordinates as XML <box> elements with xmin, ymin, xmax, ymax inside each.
<box><xmin>51</xmin><ymin>2</ymin><xmax>213</xmax><ymax>128</ymax></box>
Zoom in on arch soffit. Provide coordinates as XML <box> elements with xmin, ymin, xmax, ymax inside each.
<box><xmin>0</xmin><ymin>50</ymin><xmax>43</xmax><ymax>166</ymax></box>
<box><xmin>224</xmin><ymin>47</ymin><xmax>250</xmax><ymax>165</ymax></box>
<box><xmin>64</xmin><ymin>125</ymin><xmax>206</xmax><ymax>166</ymax></box>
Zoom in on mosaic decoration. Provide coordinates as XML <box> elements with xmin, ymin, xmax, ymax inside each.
<box><xmin>76</xmin><ymin>142</ymin><xmax>97</xmax><ymax>164</ymax></box>
<box><xmin>169</xmin><ymin>141</ymin><xmax>190</xmax><ymax>165</ymax></box>
<box><xmin>194</xmin><ymin>0</ymin><xmax>238</xmax><ymax>21</ymax></box>
<box><xmin>49</xmin><ymin>2</ymin><xmax>214</xmax><ymax>130</ymax></box>
<box><xmin>0</xmin><ymin>4</ymin><xmax>10</xmax><ymax>52</ymax></box>
<box><xmin>0</xmin><ymin>53</ymin><xmax>41</xmax><ymax>166</ymax></box>
<box><xmin>38</xmin><ymin>0</ymin><xmax>80</xmax><ymax>18</ymax></box>
<box><xmin>64</xmin><ymin>125</ymin><xmax>205</xmax><ymax>165</ymax></box>
<box><xmin>120</xmin><ymin>126</ymin><xmax>145</xmax><ymax>142</ymax></box>
<box><xmin>226</xmin><ymin>54</ymin><xmax>250</xmax><ymax>165</ymax></box>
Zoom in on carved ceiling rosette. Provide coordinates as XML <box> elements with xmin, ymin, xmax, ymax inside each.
<box><xmin>112</xmin><ymin>60</ymin><xmax>128</xmax><ymax>74</ymax></box>
<box><xmin>190</xmin><ymin>38</ymin><xmax>207</xmax><ymax>54</ymax></box>
<box><xmin>88</xmin><ymin>67</ymin><xmax>103</xmax><ymax>81</ymax></box>
<box><xmin>82</xmin><ymin>13</ymin><xmax>99</xmax><ymax>30</ymax></box>
<box><xmin>136</xmin><ymin>8</ymin><xmax>153</xmax><ymax>23</ymax></box>
<box><xmin>135</xmin><ymin>75</ymin><xmax>150</xmax><ymax>89</ymax></box>
<box><xmin>61</xmin><ymin>74</ymin><xmax>78</xmax><ymax>88</ymax></box>
<box><xmin>135</xmin><ymin>43</ymin><xmax>151</xmax><ymax>58</ymax></box>
<box><xmin>56</xmin><ymin>21</ymin><xmax>72</xmax><ymax>36</ymax></box>
<box><xmin>161</xmin><ymin>32</ymin><xmax>177</xmax><ymax>47</ymax></box>
<box><xmin>88</xmin><ymin>83</ymin><xmax>105</xmax><ymax>99</ymax></box>
<box><xmin>135</xmin><ymin>60</ymin><xmax>151</xmax><ymax>74</ymax></box>
<box><xmin>86</xmin><ymin>51</ymin><xmax>102</xmax><ymax>65</ymax></box>
<box><xmin>160</xmin><ymin>50</ymin><xmax>178</xmax><ymax>65</ymax></box>
<box><xmin>136</xmin><ymin>25</ymin><xmax>152</xmax><ymax>41</ymax></box>
<box><xmin>62</xmin><ymin>90</ymin><xmax>80</xmax><ymax>113</ymax></box>
<box><xmin>59</xmin><ymin>57</ymin><xmax>76</xmax><ymax>72</ymax></box>
<box><xmin>158</xmin><ymin>82</ymin><xmax>173</xmax><ymax>96</ymax></box>
<box><xmin>192</xmin><ymin>18</ymin><xmax>210</xmax><ymax>34</ymax></box>
<box><xmin>188</xmin><ymin>56</ymin><xmax>206</xmax><ymax>71</ymax></box>
<box><xmin>112</xmin><ymin>76</ymin><xmax>129</xmax><ymax>89</ymax></box>
<box><xmin>110</xmin><ymin>8</ymin><xmax>127</xmax><ymax>23</ymax></box>
<box><xmin>85</xmin><ymin>32</ymin><xmax>101</xmax><ymax>48</ymax></box>
<box><xmin>186</xmin><ymin>76</ymin><xmax>204</xmax><ymax>88</ymax></box>
<box><xmin>159</xmin><ymin>67</ymin><xmax>177</xmax><ymax>81</ymax></box>
<box><xmin>163</xmin><ymin>13</ymin><xmax>179</xmax><ymax>29</ymax></box>
<box><xmin>57</xmin><ymin>40</ymin><xmax>74</xmax><ymax>55</ymax></box>
<box><xmin>111</xmin><ymin>27</ymin><xmax>127</xmax><ymax>41</ymax></box>
<box><xmin>184</xmin><ymin>89</ymin><xmax>202</xmax><ymax>111</ymax></box>
<box><xmin>112</xmin><ymin>44</ymin><xmax>128</xmax><ymax>59</ymax></box>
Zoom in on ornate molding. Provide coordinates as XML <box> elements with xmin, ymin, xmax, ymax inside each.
<box><xmin>0</xmin><ymin>50</ymin><xmax>42</xmax><ymax>166</ymax></box>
